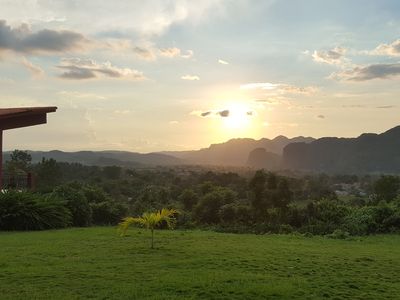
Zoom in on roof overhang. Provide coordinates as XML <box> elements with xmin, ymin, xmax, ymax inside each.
<box><xmin>0</xmin><ymin>107</ymin><xmax>57</xmax><ymax>130</ymax></box>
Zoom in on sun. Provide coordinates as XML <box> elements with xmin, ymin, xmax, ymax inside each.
<box><xmin>222</xmin><ymin>103</ymin><xmax>253</xmax><ymax>130</ymax></box>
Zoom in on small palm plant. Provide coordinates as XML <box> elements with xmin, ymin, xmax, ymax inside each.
<box><xmin>118</xmin><ymin>208</ymin><xmax>178</xmax><ymax>249</ymax></box>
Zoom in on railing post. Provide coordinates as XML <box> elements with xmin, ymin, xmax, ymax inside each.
<box><xmin>0</xmin><ymin>130</ymin><xmax>2</xmax><ymax>191</ymax></box>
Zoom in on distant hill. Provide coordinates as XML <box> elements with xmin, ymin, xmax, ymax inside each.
<box><xmin>2</xmin><ymin>150</ymin><xmax>183</xmax><ymax>167</ymax></box>
<box><xmin>163</xmin><ymin>136</ymin><xmax>314</xmax><ymax>166</ymax></box>
<box><xmin>246</xmin><ymin>148</ymin><xmax>281</xmax><ymax>170</ymax></box>
<box><xmin>282</xmin><ymin>126</ymin><xmax>400</xmax><ymax>173</ymax></box>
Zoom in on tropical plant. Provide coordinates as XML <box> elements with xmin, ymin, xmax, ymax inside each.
<box><xmin>118</xmin><ymin>208</ymin><xmax>178</xmax><ymax>248</ymax></box>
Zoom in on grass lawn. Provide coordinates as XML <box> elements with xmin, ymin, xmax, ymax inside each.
<box><xmin>1</xmin><ymin>227</ymin><xmax>399</xmax><ymax>299</ymax></box>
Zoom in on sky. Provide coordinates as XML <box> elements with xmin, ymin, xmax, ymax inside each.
<box><xmin>0</xmin><ymin>0</ymin><xmax>400</xmax><ymax>152</ymax></box>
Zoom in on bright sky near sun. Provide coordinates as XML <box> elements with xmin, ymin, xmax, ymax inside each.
<box><xmin>0</xmin><ymin>0</ymin><xmax>400</xmax><ymax>152</ymax></box>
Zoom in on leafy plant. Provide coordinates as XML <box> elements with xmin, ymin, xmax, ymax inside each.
<box><xmin>118</xmin><ymin>208</ymin><xmax>178</xmax><ymax>248</ymax></box>
<box><xmin>0</xmin><ymin>191</ymin><xmax>71</xmax><ymax>230</ymax></box>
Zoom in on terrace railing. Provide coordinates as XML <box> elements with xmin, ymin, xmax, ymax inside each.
<box><xmin>1</xmin><ymin>172</ymin><xmax>34</xmax><ymax>190</ymax></box>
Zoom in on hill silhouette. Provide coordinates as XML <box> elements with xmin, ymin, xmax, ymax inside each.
<box><xmin>283</xmin><ymin>126</ymin><xmax>400</xmax><ymax>173</ymax></box>
<box><xmin>163</xmin><ymin>136</ymin><xmax>314</xmax><ymax>166</ymax></box>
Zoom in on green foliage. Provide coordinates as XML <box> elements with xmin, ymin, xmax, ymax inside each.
<box><xmin>326</xmin><ymin>229</ymin><xmax>350</xmax><ymax>239</ymax></box>
<box><xmin>6</xmin><ymin>150</ymin><xmax>32</xmax><ymax>173</ymax></box>
<box><xmin>103</xmin><ymin>166</ymin><xmax>122</xmax><ymax>180</ymax></box>
<box><xmin>178</xmin><ymin>188</ymin><xmax>199</xmax><ymax>210</ymax></box>
<box><xmin>373</xmin><ymin>175</ymin><xmax>400</xmax><ymax>202</ymax></box>
<box><xmin>52</xmin><ymin>183</ymin><xmax>92</xmax><ymax>227</ymax></box>
<box><xmin>193</xmin><ymin>188</ymin><xmax>236</xmax><ymax>224</ymax></box>
<box><xmin>91</xmin><ymin>202</ymin><xmax>127</xmax><ymax>225</ymax></box>
<box><xmin>0</xmin><ymin>191</ymin><xmax>71</xmax><ymax>230</ymax></box>
<box><xmin>118</xmin><ymin>208</ymin><xmax>179</xmax><ymax>248</ymax></box>
<box><xmin>35</xmin><ymin>158</ymin><xmax>62</xmax><ymax>192</ymax></box>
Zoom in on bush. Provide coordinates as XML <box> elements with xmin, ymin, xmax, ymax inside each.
<box><xmin>326</xmin><ymin>229</ymin><xmax>350</xmax><ymax>239</ymax></box>
<box><xmin>52</xmin><ymin>184</ymin><xmax>92</xmax><ymax>227</ymax></box>
<box><xmin>0</xmin><ymin>191</ymin><xmax>71</xmax><ymax>230</ymax></box>
<box><xmin>91</xmin><ymin>201</ymin><xmax>127</xmax><ymax>225</ymax></box>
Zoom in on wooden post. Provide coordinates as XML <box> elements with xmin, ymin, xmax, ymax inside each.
<box><xmin>0</xmin><ymin>130</ymin><xmax>2</xmax><ymax>191</ymax></box>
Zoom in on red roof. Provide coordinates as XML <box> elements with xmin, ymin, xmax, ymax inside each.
<box><xmin>0</xmin><ymin>107</ymin><xmax>57</xmax><ymax>120</ymax></box>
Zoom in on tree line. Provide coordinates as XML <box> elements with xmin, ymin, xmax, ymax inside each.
<box><xmin>1</xmin><ymin>150</ymin><xmax>400</xmax><ymax>237</ymax></box>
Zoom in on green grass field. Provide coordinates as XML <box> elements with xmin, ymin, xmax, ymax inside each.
<box><xmin>1</xmin><ymin>228</ymin><xmax>399</xmax><ymax>299</ymax></box>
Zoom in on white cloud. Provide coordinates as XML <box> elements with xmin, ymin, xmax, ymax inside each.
<box><xmin>159</xmin><ymin>47</ymin><xmax>181</xmax><ymax>57</ymax></box>
<box><xmin>181</xmin><ymin>50</ymin><xmax>194</xmax><ymax>58</ymax></box>
<box><xmin>218</xmin><ymin>59</ymin><xmax>229</xmax><ymax>65</ymax></box>
<box><xmin>312</xmin><ymin>47</ymin><xmax>346</xmax><ymax>65</ymax></box>
<box><xmin>58</xmin><ymin>91</ymin><xmax>107</xmax><ymax>100</ymax></box>
<box><xmin>240</xmin><ymin>82</ymin><xmax>317</xmax><ymax>95</ymax></box>
<box><xmin>240</xmin><ymin>82</ymin><xmax>279</xmax><ymax>90</ymax></box>
<box><xmin>0</xmin><ymin>1</ymin><xmax>223</xmax><ymax>36</ymax></box>
<box><xmin>181</xmin><ymin>74</ymin><xmax>199</xmax><ymax>80</ymax></box>
<box><xmin>369</xmin><ymin>39</ymin><xmax>400</xmax><ymax>57</ymax></box>
<box><xmin>57</xmin><ymin>58</ymin><xmax>146</xmax><ymax>80</ymax></box>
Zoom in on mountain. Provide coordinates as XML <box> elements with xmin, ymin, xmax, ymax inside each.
<box><xmin>282</xmin><ymin>126</ymin><xmax>400</xmax><ymax>173</ymax></box>
<box><xmin>2</xmin><ymin>150</ymin><xmax>183</xmax><ymax>167</ymax></box>
<box><xmin>163</xmin><ymin>136</ymin><xmax>314</xmax><ymax>166</ymax></box>
<box><xmin>246</xmin><ymin>148</ymin><xmax>281</xmax><ymax>170</ymax></box>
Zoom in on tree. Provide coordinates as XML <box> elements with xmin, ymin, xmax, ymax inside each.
<box><xmin>103</xmin><ymin>166</ymin><xmax>122</xmax><ymax>180</ymax></box>
<box><xmin>249</xmin><ymin>170</ymin><xmax>266</xmax><ymax>212</ymax></box>
<box><xmin>35</xmin><ymin>158</ymin><xmax>62</xmax><ymax>191</ymax></box>
<box><xmin>179</xmin><ymin>189</ymin><xmax>199</xmax><ymax>211</ymax></box>
<box><xmin>118</xmin><ymin>208</ymin><xmax>178</xmax><ymax>249</ymax></box>
<box><xmin>5</xmin><ymin>150</ymin><xmax>32</xmax><ymax>177</ymax></box>
<box><xmin>374</xmin><ymin>175</ymin><xmax>400</xmax><ymax>202</ymax></box>
<box><xmin>8</xmin><ymin>150</ymin><xmax>32</xmax><ymax>171</ymax></box>
<box><xmin>193</xmin><ymin>188</ymin><xmax>236</xmax><ymax>224</ymax></box>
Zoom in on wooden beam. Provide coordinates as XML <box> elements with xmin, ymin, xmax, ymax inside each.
<box><xmin>0</xmin><ymin>113</ymin><xmax>47</xmax><ymax>131</ymax></box>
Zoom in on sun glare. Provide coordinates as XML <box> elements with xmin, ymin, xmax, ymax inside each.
<box><xmin>222</xmin><ymin>102</ymin><xmax>253</xmax><ymax>130</ymax></box>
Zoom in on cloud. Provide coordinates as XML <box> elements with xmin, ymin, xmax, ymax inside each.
<box><xmin>133</xmin><ymin>46</ymin><xmax>156</xmax><ymax>60</ymax></box>
<box><xmin>341</xmin><ymin>104</ymin><xmax>365</xmax><ymax>108</ymax></box>
<box><xmin>21</xmin><ymin>57</ymin><xmax>44</xmax><ymax>77</ymax></box>
<box><xmin>181</xmin><ymin>74</ymin><xmax>200</xmax><ymax>80</ymax></box>
<box><xmin>159</xmin><ymin>47</ymin><xmax>193</xmax><ymax>58</ymax></box>
<box><xmin>312</xmin><ymin>47</ymin><xmax>346</xmax><ymax>65</ymax></box>
<box><xmin>331</xmin><ymin>63</ymin><xmax>400</xmax><ymax>81</ymax></box>
<box><xmin>0</xmin><ymin>1</ymin><xmax>222</xmax><ymax>36</ymax></box>
<box><xmin>59</xmin><ymin>90</ymin><xmax>107</xmax><ymax>100</ymax></box>
<box><xmin>201</xmin><ymin>111</ymin><xmax>212</xmax><ymax>117</ymax></box>
<box><xmin>240</xmin><ymin>82</ymin><xmax>279</xmax><ymax>90</ymax></box>
<box><xmin>114</xmin><ymin>110</ymin><xmax>132</xmax><ymax>114</ymax></box>
<box><xmin>57</xmin><ymin>58</ymin><xmax>145</xmax><ymax>80</ymax></box>
<box><xmin>191</xmin><ymin>109</ymin><xmax>231</xmax><ymax>118</ymax></box>
<box><xmin>218</xmin><ymin>59</ymin><xmax>229</xmax><ymax>65</ymax></box>
<box><xmin>370</xmin><ymin>39</ymin><xmax>400</xmax><ymax>57</ymax></box>
<box><xmin>376</xmin><ymin>105</ymin><xmax>396</xmax><ymax>109</ymax></box>
<box><xmin>217</xmin><ymin>110</ymin><xmax>230</xmax><ymax>117</ymax></box>
<box><xmin>240</xmin><ymin>82</ymin><xmax>317</xmax><ymax>95</ymax></box>
<box><xmin>169</xmin><ymin>120</ymin><xmax>179</xmax><ymax>124</ymax></box>
<box><xmin>159</xmin><ymin>47</ymin><xmax>181</xmax><ymax>57</ymax></box>
<box><xmin>280</xmin><ymin>85</ymin><xmax>318</xmax><ymax>95</ymax></box>
<box><xmin>0</xmin><ymin>20</ymin><xmax>89</xmax><ymax>54</ymax></box>
<box><xmin>316</xmin><ymin>114</ymin><xmax>325</xmax><ymax>119</ymax></box>
<box><xmin>181</xmin><ymin>50</ymin><xmax>194</xmax><ymax>58</ymax></box>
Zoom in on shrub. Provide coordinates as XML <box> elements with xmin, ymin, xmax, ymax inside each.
<box><xmin>0</xmin><ymin>191</ymin><xmax>71</xmax><ymax>231</ymax></box>
<box><xmin>52</xmin><ymin>184</ymin><xmax>92</xmax><ymax>227</ymax></box>
<box><xmin>326</xmin><ymin>229</ymin><xmax>350</xmax><ymax>239</ymax></box>
<box><xmin>91</xmin><ymin>201</ymin><xmax>127</xmax><ymax>225</ymax></box>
